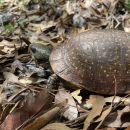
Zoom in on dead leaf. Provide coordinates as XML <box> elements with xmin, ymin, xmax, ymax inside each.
<box><xmin>28</xmin><ymin>21</ymin><xmax>56</xmax><ymax>33</ymax></box>
<box><xmin>0</xmin><ymin>89</ymin><xmax>53</xmax><ymax>130</ymax></box>
<box><xmin>95</xmin><ymin>105</ymin><xmax>113</xmax><ymax>130</ymax></box>
<box><xmin>55</xmin><ymin>89</ymin><xmax>78</xmax><ymax>120</ymax></box>
<box><xmin>0</xmin><ymin>107</ymin><xmax>31</xmax><ymax>130</ymax></box>
<box><xmin>80</xmin><ymin>0</ymin><xmax>94</xmax><ymax>8</ymax></box>
<box><xmin>126</xmin><ymin>125</ymin><xmax>130</xmax><ymax>130</ymax></box>
<box><xmin>103</xmin><ymin>106</ymin><xmax>130</xmax><ymax>128</ymax></box>
<box><xmin>22</xmin><ymin>107</ymin><xmax>60</xmax><ymax>130</ymax></box>
<box><xmin>71</xmin><ymin>89</ymin><xmax>82</xmax><ymax>104</ymax></box>
<box><xmin>83</xmin><ymin>95</ymin><xmax>105</xmax><ymax>130</ymax></box>
<box><xmin>65</xmin><ymin>1</ymin><xmax>78</xmax><ymax>15</ymax></box>
<box><xmin>105</xmin><ymin>96</ymin><xmax>130</xmax><ymax>105</ymax></box>
<box><xmin>41</xmin><ymin>123</ymin><xmax>73</xmax><ymax>130</ymax></box>
<box><xmin>3</xmin><ymin>72</ymin><xmax>19</xmax><ymax>83</ymax></box>
<box><xmin>98</xmin><ymin>128</ymin><xmax>116</xmax><ymax>130</ymax></box>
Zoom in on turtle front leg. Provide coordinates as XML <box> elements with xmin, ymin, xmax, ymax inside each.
<box><xmin>47</xmin><ymin>74</ymin><xmax>59</xmax><ymax>88</ymax></box>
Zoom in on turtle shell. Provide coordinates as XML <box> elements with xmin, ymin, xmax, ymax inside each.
<box><xmin>49</xmin><ymin>30</ymin><xmax>130</xmax><ymax>94</ymax></box>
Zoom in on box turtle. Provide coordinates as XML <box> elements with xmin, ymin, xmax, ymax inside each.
<box><xmin>30</xmin><ymin>29</ymin><xmax>130</xmax><ymax>95</ymax></box>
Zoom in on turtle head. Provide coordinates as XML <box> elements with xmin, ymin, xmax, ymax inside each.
<box><xmin>29</xmin><ymin>43</ymin><xmax>53</xmax><ymax>64</ymax></box>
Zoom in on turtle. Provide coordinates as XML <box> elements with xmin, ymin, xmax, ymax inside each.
<box><xmin>29</xmin><ymin>29</ymin><xmax>130</xmax><ymax>95</ymax></box>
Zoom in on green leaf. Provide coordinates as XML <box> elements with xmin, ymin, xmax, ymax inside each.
<box><xmin>127</xmin><ymin>0</ymin><xmax>130</xmax><ymax>9</ymax></box>
<box><xmin>4</xmin><ymin>23</ymin><xmax>15</xmax><ymax>34</ymax></box>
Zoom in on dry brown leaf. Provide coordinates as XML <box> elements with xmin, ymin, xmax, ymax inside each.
<box><xmin>40</xmin><ymin>123</ymin><xmax>73</xmax><ymax>130</ymax></box>
<box><xmin>123</xmin><ymin>14</ymin><xmax>130</xmax><ymax>33</ymax></box>
<box><xmin>0</xmin><ymin>88</ymin><xmax>29</xmax><ymax>122</ymax></box>
<box><xmin>55</xmin><ymin>89</ymin><xmax>78</xmax><ymax>121</ymax></box>
<box><xmin>105</xmin><ymin>96</ymin><xmax>121</xmax><ymax>103</ymax></box>
<box><xmin>0</xmin><ymin>89</ymin><xmax>53</xmax><ymax>130</ymax></box>
<box><xmin>83</xmin><ymin>95</ymin><xmax>105</xmax><ymax>130</ymax></box>
<box><xmin>126</xmin><ymin>125</ymin><xmax>130</xmax><ymax>130</ymax></box>
<box><xmin>19</xmin><ymin>77</ymin><xmax>33</xmax><ymax>84</ymax></box>
<box><xmin>80</xmin><ymin>0</ymin><xmax>94</xmax><ymax>8</ymax></box>
<box><xmin>28</xmin><ymin>21</ymin><xmax>56</xmax><ymax>33</ymax></box>
<box><xmin>22</xmin><ymin>107</ymin><xmax>60</xmax><ymax>130</ymax></box>
<box><xmin>71</xmin><ymin>89</ymin><xmax>82</xmax><ymax>104</ymax></box>
<box><xmin>0</xmin><ymin>39</ymin><xmax>20</xmax><ymax>54</ymax></box>
<box><xmin>98</xmin><ymin>128</ymin><xmax>116</xmax><ymax>130</ymax></box>
<box><xmin>95</xmin><ymin>105</ymin><xmax>112</xmax><ymax>123</ymax></box>
<box><xmin>105</xmin><ymin>96</ymin><xmax>130</xmax><ymax>105</ymax></box>
<box><xmin>0</xmin><ymin>107</ymin><xmax>31</xmax><ymax>130</ymax></box>
<box><xmin>65</xmin><ymin>1</ymin><xmax>79</xmax><ymax>15</ymax></box>
<box><xmin>95</xmin><ymin>105</ymin><xmax>113</xmax><ymax>130</ymax></box>
<box><xmin>0</xmin><ymin>104</ymin><xmax>3</xmax><ymax>118</ymax></box>
<box><xmin>103</xmin><ymin>106</ymin><xmax>130</xmax><ymax>128</ymax></box>
<box><xmin>0</xmin><ymin>103</ymin><xmax>16</xmax><ymax>123</ymax></box>
<box><xmin>25</xmin><ymin>89</ymin><xmax>53</xmax><ymax>115</ymax></box>
<box><xmin>3</xmin><ymin>72</ymin><xmax>19</xmax><ymax>83</ymax></box>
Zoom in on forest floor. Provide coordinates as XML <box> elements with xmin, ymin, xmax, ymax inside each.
<box><xmin>0</xmin><ymin>0</ymin><xmax>130</xmax><ymax>130</ymax></box>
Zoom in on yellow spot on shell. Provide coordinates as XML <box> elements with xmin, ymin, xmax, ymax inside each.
<box><xmin>106</xmin><ymin>74</ymin><xmax>109</xmax><ymax>77</ymax></box>
<box><xmin>104</xmin><ymin>70</ymin><xmax>106</xmax><ymax>73</ymax></box>
<box><xmin>114</xmin><ymin>70</ymin><xmax>117</xmax><ymax>72</ymax></box>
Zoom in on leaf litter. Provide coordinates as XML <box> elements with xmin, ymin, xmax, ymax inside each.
<box><xmin>0</xmin><ymin>0</ymin><xmax>130</xmax><ymax>130</ymax></box>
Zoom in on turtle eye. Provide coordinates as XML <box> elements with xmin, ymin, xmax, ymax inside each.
<box><xmin>30</xmin><ymin>46</ymin><xmax>37</xmax><ymax>53</ymax></box>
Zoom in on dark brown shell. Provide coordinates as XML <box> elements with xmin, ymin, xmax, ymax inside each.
<box><xmin>49</xmin><ymin>30</ymin><xmax>130</xmax><ymax>94</ymax></box>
